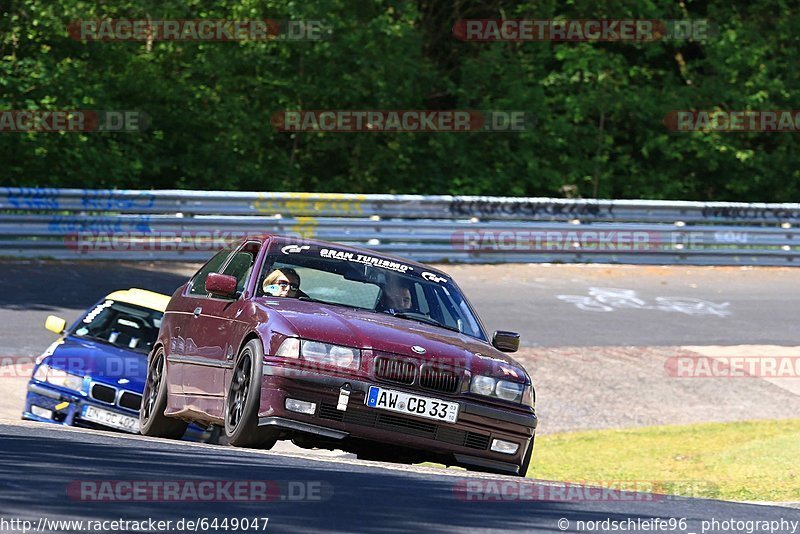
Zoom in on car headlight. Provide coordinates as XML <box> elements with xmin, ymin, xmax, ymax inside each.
<box><xmin>301</xmin><ymin>341</ymin><xmax>360</xmax><ymax>371</ymax></box>
<box><xmin>470</xmin><ymin>374</ymin><xmax>526</xmax><ymax>403</ymax></box>
<box><xmin>275</xmin><ymin>337</ymin><xmax>301</xmax><ymax>358</ymax></box>
<box><xmin>470</xmin><ymin>375</ymin><xmax>496</xmax><ymax>396</ymax></box>
<box><xmin>34</xmin><ymin>364</ymin><xmax>84</xmax><ymax>392</ymax></box>
<box><xmin>274</xmin><ymin>337</ymin><xmax>360</xmax><ymax>371</ymax></box>
<box><xmin>33</xmin><ymin>363</ymin><xmax>48</xmax><ymax>382</ymax></box>
<box><xmin>495</xmin><ymin>380</ymin><xmax>524</xmax><ymax>402</ymax></box>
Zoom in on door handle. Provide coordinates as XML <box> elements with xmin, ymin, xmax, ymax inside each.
<box><xmin>193</xmin><ymin>307</ymin><xmax>202</xmax><ymax>318</ymax></box>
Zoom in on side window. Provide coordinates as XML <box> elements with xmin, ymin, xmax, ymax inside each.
<box><xmin>189</xmin><ymin>247</ymin><xmax>233</xmax><ymax>296</ymax></box>
<box><xmin>222</xmin><ymin>243</ymin><xmax>260</xmax><ymax>294</ymax></box>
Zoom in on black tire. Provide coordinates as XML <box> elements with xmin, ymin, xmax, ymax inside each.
<box><xmin>139</xmin><ymin>347</ymin><xmax>188</xmax><ymax>439</ymax></box>
<box><xmin>205</xmin><ymin>425</ymin><xmax>229</xmax><ymax>445</ymax></box>
<box><xmin>515</xmin><ymin>437</ymin><xmax>535</xmax><ymax>478</ymax></box>
<box><xmin>224</xmin><ymin>339</ymin><xmax>278</xmax><ymax>448</ymax></box>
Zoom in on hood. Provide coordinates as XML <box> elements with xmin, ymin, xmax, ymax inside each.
<box><xmin>43</xmin><ymin>336</ymin><xmax>147</xmax><ymax>390</ymax></box>
<box><xmin>256</xmin><ymin>298</ymin><xmax>528</xmax><ymax>381</ymax></box>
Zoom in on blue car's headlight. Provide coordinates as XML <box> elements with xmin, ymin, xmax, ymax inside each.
<box><xmin>34</xmin><ymin>364</ymin><xmax>84</xmax><ymax>392</ymax></box>
<box><xmin>470</xmin><ymin>374</ymin><xmax>527</xmax><ymax>403</ymax></box>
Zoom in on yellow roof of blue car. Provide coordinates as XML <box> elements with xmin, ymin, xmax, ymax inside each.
<box><xmin>105</xmin><ymin>288</ymin><xmax>170</xmax><ymax>312</ymax></box>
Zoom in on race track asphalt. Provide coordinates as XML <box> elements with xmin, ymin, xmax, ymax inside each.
<box><xmin>1</xmin><ymin>422</ymin><xmax>798</xmax><ymax>533</ymax></box>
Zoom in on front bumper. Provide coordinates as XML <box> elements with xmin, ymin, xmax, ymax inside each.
<box><xmin>22</xmin><ymin>381</ymin><xmax>139</xmax><ymax>433</ymax></box>
<box><xmin>23</xmin><ymin>381</ymin><xmax>214</xmax><ymax>442</ymax></box>
<box><xmin>258</xmin><ymin>364</ymin><xmax>537</xmax><ymax>474</ymax></box>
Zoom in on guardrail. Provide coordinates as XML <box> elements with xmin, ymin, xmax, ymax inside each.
<box><xmin>1</xmin><ymin>187</ymin><xmax>798</xmax><ymax>265</ymax></box>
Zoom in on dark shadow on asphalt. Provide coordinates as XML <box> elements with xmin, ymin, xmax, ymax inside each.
<box><xmin>2</xmin><ymin>426</ymin><xmax>796</xmax><ymax>533</ymax></box>
<box><xmin>0</xmin><ymin>262</ymin><xmax>192</xmax><ymax>310</ymax></box>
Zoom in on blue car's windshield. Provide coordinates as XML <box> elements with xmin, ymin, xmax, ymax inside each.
<box><xmin>71</xmin><ymin>300</ymin><xmax>163</xmax><ymax>354</ymax></box>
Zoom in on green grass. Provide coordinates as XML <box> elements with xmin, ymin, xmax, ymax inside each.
<box><xmin>529</xmin><ymin>419</ymin><xmax>800</xmax><ymax>502</ymax></box>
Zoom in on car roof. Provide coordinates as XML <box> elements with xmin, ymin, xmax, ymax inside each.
<box><xmin>245</xmin><ymin>234</ymin><xmax>450</xmax><ymax>278</ymax></box>
<box><xmin>104</xmin><ymin>288</ymin><xmax>170</xmax><ymax>312</ymax></box>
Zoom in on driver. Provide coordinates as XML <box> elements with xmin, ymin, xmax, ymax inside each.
<box><xmin>382</xmin><ymin>283</ymin><xmax>413</xmax><ymax>312</ymax></box>
<box><xmin>262</xmin><ymin>268</ymin><xmax>301</xmax><ymax>298</ymax></box>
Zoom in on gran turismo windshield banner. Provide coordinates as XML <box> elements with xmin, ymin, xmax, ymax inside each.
<box><xmin>276</xmin><ymin>242</ymin><xmax>450</xmax><ymax>284</ymax></box>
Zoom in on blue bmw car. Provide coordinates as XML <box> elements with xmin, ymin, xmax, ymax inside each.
<box><xmin>23</xmin><ymin>288</ymin><xmax>218</xmax><ymax>442</ymax></box>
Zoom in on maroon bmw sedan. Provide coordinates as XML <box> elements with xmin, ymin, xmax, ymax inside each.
<box><xmin>141</xmin><ymin>235</ymin><xmax>537</xmax><ymax>476</ymax></box>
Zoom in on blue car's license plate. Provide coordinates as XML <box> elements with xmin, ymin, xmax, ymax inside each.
<box><xmin>82</xmin><ymin>405</ymin><xmax>140</xmax><ymax>433</ymax></box>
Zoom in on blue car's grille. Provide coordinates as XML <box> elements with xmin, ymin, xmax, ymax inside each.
<box><xmin>90</xmin><ymin>383</ymin><xmax>116</xmax><ymax>404</ymax></box>
<box><xmin>119</xmin><ymin>391</ymin><xmax>142</xmax><ymax>410</ymax></box>
<box><xmin>89</xmin><ymin>382</ymin><xmax>141</xmax><ymax>412</ymax></box>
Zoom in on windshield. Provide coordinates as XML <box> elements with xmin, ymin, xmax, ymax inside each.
<box><xmin>71</xmin><ymin>299</ymin><xmax>162</xmax><ymax>354</ymax></box>
<box><xmin>259</xmin><ymin>243</ymin><xmax>487</xmax><ymax>341</ymax></box>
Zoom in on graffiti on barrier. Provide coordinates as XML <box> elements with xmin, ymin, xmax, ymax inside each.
<box><xmin>701</xmin><ymin>206</ymin><xmax>800</xmax><ymax>221</ymax></box>
<box><xmin>3</xmin><ymin>187</ymin><xmax>61</xmax><ymax>210</ymax></box>
<box><xmin>255</xmin><ymin>192</ymin><xmax>366</xmax><ymax>216</ymax></box>
<box><xmin>80</xmin><ymin>189</ymin><xmax>156</xmax><ymax>211</ymax></box>
<box><xmin>449</xmin><ymin>199</ymin><xmax>614</xmax><ymax>219</ymax></box>
<box><xmin>2</xmin><ymin>188</ymin><xmax>157</xmax><ymax>211</ymax></box>
<box><xmin>48</xmin><ymin>216</ymin><xmax>153</xmax><ymax>233</ymax></box>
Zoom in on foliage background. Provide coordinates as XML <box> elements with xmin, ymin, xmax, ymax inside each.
<box><xmin>1</xmin><ymin>0</ymin><xmax>798</xmax><ymax>200</ymax></box>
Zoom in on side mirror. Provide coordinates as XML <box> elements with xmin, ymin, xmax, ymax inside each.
<box><xmin>492</xmin><ymin>330</ymin><xmax>520</xmax><ymax>353</ymax></box>
<box><xmin>205</xmin><ymin>272</ymin><xmax>238</xmax><ymax>298</ymax></box>
<box><xmin>45</xmin><ymin>315</ymin><xmax>67</xmax><ymax>335</ymax></box>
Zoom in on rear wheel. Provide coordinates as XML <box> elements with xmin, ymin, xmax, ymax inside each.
<box><xmin>225</xmin><ymin>340</ymin><xmax>278</xmax><ymax>448</ymax></box>
<box><xmin>139</xmin><ymin>347</ymin><xmax>188</xmax><ymax>439</ymax></box>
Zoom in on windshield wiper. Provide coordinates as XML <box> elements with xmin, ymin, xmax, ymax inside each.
<box><xmin>383</xmin><ymin>311</ymin><xmax>461</xmax><ymax>333</ymax></box>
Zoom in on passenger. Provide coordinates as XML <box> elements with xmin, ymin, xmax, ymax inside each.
<box><xmin>263</xmin><ymin>268</ymin><xmax>301</xmax><ymax>298</ymax></box>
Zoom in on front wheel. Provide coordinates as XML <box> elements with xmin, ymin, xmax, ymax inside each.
<box><xmin>515</xmin><ymin>437</ymin><xmax>534</xmax><ymax>478</ymax></box>
<box><xmin>224</xmin><ymin>339</ymin><xmax>278</xmax><ymax>448</ymax></box>
<box><xmin>139</xmin><ymin>347</ymin><xmax>188</xmax><ymax>439</ymax></box>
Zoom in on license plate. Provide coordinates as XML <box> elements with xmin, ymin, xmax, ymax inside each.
<box><xmin>82</xmin><ymin>405</ymin><xmax>140</xmax><ymax>433</ymax></box>
<box><xmin>365</xmin><ymin>386</ymin><xmax>459</xmax><ymax>424</ymax></box>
